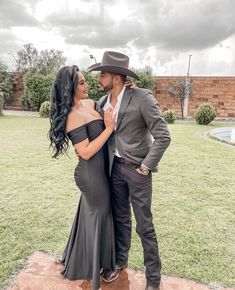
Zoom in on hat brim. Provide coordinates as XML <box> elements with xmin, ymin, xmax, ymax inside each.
<box><xmin>88</xmin><ymin>63</ymin><xmax>139</xmax><ymax>80</ymax></box>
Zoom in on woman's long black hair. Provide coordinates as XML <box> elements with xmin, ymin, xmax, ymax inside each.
<box><xmin>48</xmin><ymin>65</ymin><xmax>79</xmax><ymax>158</ymax></box>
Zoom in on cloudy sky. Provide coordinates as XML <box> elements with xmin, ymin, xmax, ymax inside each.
<box><xmin>1</xmin><ymin>0</ymin><xmax>235</xmax><ymax>76</ymax></box>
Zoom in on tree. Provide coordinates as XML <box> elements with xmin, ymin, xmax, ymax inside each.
<box><xmin>36</xmin><ymin>49</ymin><xmax>67</xmax><ymax>75</ymax></box>
<box><xmin>0</xmin><ymin>59</ymin><xmax>16</xmax><ymax>108</ymax></box>
<box><xmin>0</xmin><ymin>59</ymin><xmax>7</xmax><ymax>71</ymax></box>
<box><xmin>163</xmin><ymin>78</ymin><xmax>192</xmax><ymax>119</ymax></box>
<box><xmin>16</xmin><ymin>43</ymin><xmax>38</xmax><ymax>73</ymax></box>
<box><xmin>16</xmin><ymin>43</ymin><xmax>66</xmax><ymax>75</ymax></box>
<box><xmin>132</xmin><ymin>67</ymin><xmax>156</xmax><ymax>91</ymax></box>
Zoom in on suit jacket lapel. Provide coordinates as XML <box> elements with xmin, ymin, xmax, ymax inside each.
<box><xmin>99</xmin><ymin>95</ymin><xmax>108</xmax><ymax>118</ymax></box>
<box><xmin>116</xmin><ymin>88</ymin><xmax>132</xmax><ymax>131</ymax></box>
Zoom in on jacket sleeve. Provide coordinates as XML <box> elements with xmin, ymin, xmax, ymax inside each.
<box><xmin>140</xmin><ymin>90</ymin><xmax>171</xmax><ymax>171</ymax></box>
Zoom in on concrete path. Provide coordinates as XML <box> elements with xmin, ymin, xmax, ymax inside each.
<box><xmin>2</xmin><ymin>110</ymin><xmax>39</xmax><ymax>117</ymax></box>
<box><xmin>6</xmin><ymin>252</ymin><xmax>234</xmax><ymax>290</ymax></box>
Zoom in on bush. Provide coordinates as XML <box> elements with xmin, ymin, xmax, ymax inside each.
<box><xmin>163</xmin><ymin>110</ymin><xmax>176</xmax><ymax>124</ymax></box>
<box><xmin>39</xmin><ymin>101</ymin><xmax>51</xmax><ymax>118</ymax></box>
<box><xmin>132</xmin><ymin>68</ymin><xmax>156</xmax><ymax>91</ymax></box>
<box><xmin>23</xmin><ymin>72</ymin><xmax>55</xmax><ymax>111</ymax></box>
<box><xmin>194</xmin><ymin>103</ymin><xmax>216</xmax><ymax>125</ymax></box>
<box><xmin>20</xmin><ymin>94</ymin><xmax>32</xmax><ymax>111</ymax></box>
<box><xmin>82</xmin><ymin>71</ymin><xmax>105</xmax><ymax>101</ymax></box>
<box><xmin>0</xmin><ymin>69</ymin><xmax>16</xmax><ymax>108</ymax></box>
<box><xmin>0</xmin><ymin>92</ymin><xmax>4</xmax><ymax>115</ymax></box>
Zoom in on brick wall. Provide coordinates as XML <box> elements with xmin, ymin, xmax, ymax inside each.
<box><xmin>6</xmin><ymin>74</ymin><xmax>235</xmax><ymax>117</ymax></box>
<box><xmin>155</xmin><ymin>76</ymin><xmax>235</xmax><ymax>118</ymax></box>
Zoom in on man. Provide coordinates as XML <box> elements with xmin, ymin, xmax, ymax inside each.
<box><xmin>88</xmin><ymin>51</ymin><xmax>171</xmax><ymax>290</ymax></box>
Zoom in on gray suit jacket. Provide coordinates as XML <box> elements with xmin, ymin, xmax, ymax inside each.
<box><xmin>96</xmin><ymin>86</ymin><xmax>171</xmax><ymax>176</ymax></box>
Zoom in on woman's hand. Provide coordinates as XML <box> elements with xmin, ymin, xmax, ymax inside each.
<box><xmin>104</xmin><ymin>108</ymin><xmax>116</xmax><ymax>132</ymax></box>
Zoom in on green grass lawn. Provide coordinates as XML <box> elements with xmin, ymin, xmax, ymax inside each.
<box><xmin>0</xmin><ymin>115</ymin><xmax>235</xmax><ymax>288</ymax></box>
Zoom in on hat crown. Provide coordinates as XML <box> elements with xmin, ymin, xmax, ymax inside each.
<box><xmin>87</xmin><ymin>50</ymin><xmax>139</xmax><ymax>80</ymax></box>
<box><xmin>101</xmin><ymin>51</ymin><xmax>129</xmax><ymax>69</ymax></box>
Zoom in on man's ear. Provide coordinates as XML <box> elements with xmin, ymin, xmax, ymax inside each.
<box><xmin>114</xmin><ymin>74</ymin><xmax>122</xmax><ymax>84</ymax></box>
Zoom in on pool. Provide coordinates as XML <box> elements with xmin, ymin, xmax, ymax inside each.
<box><xmin>207</xmin><ymin>127</ymin><xmax>235</xmax><ymax>146</ymax></box>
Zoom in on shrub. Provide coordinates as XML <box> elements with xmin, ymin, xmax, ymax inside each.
<box><xmin>82</xmin><ymin>71</ymin><xmax>104</xmax><ymax>101</ymax></box>
<box><xmin>0</xmin><ymin>69</ymin><xmax>16</xmax><ymax>108</ymax></box>
<box><xmin>23</xmin><ymin>72</ymin><xmax>55</xmax><ymax>111</ymax></box>
<box><xmin>194</xmin><ymin>103</ymin><xmax>216</xmax><ymax>125</ymax></box>
<box><xmin>163</xmin><ymin>110</ymin><xmax>176</xmax><ymax>124</ymax></box>
<box><xmin>39</xmin><ymin>101</ymin><xmax>51</xmax><ymax>118</ymax></box>
<box><xmin>132</xmin><ymin>68</ymin><xmax>156</xmax><ymax>91</ymax></box>
<box><xmin>20</xmin><ymin>94</ymin><xmax>32</xmax><ymax>110</ymax></box>
<box><xmin>0</xmin><ymin>92</ymin><xmax>4</xmax><ymax>115</ymax></box>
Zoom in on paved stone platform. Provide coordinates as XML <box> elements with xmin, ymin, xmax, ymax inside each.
<box><xmin>6</xmin><ymin>252</ymin><xmax>234</xmax><ymax>290</ymax></box>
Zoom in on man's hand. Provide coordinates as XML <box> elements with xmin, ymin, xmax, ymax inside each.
<box><xmin>75</xmin><ymin>148</ymin><xmax>80</xmax><ymax>159</ymax></box>
<box><xmin>136</xmin><ymin>164</ymin><xmax>150</xmax><ymax>175</ymax></box>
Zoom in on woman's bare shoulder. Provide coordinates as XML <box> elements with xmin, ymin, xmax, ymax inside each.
<box><xmin>66</xmin><ymin>110</ymin><xmax>86</xmax><ymax>132</ymax></box>
<box><xmin>81</xmin><ymin>98</ymin><xmax>94</xmax><ymax>106</ymax></box>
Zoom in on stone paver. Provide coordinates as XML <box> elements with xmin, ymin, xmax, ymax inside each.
<box><xmin>6</xmin><ymin>252</ymin><xmax>234</xmax><ymax>290</ymax></box>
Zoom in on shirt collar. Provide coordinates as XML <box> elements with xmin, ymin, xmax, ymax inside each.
<box><xmin>106</xmin><ymin>86</ymin><xmax>126</xmax><ymax>107</ymax></box>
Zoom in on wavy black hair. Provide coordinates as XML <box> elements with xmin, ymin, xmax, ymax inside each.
<box><xmin>48</xmin><ymin>65</ymin><xmax>79</xmax><ymax>158</ymax></box>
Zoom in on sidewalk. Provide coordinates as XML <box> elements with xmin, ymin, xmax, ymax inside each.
<box><xmin>6</xmin><ymin>252</ymin><xmax>234</xmax><ymax>290</ymax></box>
<box><xmin>3</xmin><ymin>110</ymin><xmax>39</xmax><ymax>117</ymax></box>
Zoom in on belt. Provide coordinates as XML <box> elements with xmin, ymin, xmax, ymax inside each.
<box><xmin>114</xmin><ymin>156</ymin><xmax>138</xmax><ymax>166</ymax></box>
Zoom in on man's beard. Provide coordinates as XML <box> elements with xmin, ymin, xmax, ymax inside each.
<box><xmin>99</xmin><ymin>82</ymin><xmax>113</xmax><ymax>92</ymax></box>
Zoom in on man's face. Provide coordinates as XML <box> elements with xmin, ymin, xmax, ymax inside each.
<box><xmin>98</xmin><ymin>72</ymin><xmax>114</xmax><ymax>92</ymax></box>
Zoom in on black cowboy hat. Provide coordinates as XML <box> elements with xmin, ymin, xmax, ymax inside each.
<box><xmin>87</xmin><ymin>51</ymin><xmax>139</xmax><ymax>80</ymax></box>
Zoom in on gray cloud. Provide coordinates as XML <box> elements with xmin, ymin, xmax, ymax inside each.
<box><xmin>46</xmin><ymin>9</ymin><xmax>114</xmax><ymax>29</ymax></box>
<box><xmin>45</xmin><ymin>6</ymin><xmax>143</xmax><ymax>48</ymax></box>
<box><xmin>136</xmin><ymin>0</ymin><xmax>235</xmax><ymax>50</ymax></box>
<box><xmin>0</xmin><ymin>0</ymin><xmax>235</xmax><ymax>75</ymax></box>
<box><xmin>0</xmin><ymin>30</ymin><xmax>21</xmax><ymax>56</ymax></box>
<box><xmin>43</xmin><ymin>0</ymin><xmax>235</xmax><ymax>52</ymax></box>
<box><xmin>65</xmin><ymin>21</ymin><xmax>143</xmax><ymax>48</ymax></box>
<box><xmin>0</xmin><ymin>0</ymin><xmax>39</xmax><ymax>28</ymax></box>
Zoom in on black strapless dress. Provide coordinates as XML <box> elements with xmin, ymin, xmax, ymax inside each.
<box><xmin>60</xmin><ymin>119</ymin><xmax>115</xmax><ymax>290</ymax></box>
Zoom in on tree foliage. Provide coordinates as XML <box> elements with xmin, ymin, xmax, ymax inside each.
<box><xmin>0</xmin><ymin>91</ymin><xmax>3</xmax><ymax>115</ymax></box>
<box><xmin>82</xmin><ymin>71</ymin><xmax>105</xmax><ymax>101</ymax></box>
<box><xmin>0</xmin><ymin>59</ymin><xmax>16</xmax><ymax>108</ymax></box>
<box><xmin>16</xmin><ymin>43</ymin><xmax>66</xmax><ymax>75</ymax></box>
<box><xmin>22</xmin><ymin>72</ymin><xmax>55</xmax><ymax>111</ymax></box>
<box><xmin>132</xmin><ymin>67</ymin><xmax>156</xmax><ymax>91</ymax></box>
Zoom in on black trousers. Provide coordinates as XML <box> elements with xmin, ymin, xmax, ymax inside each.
<box><xmin>110</xmin><ymin>157</ymin><xmax>161</xmax><ymax>287</ymax></box>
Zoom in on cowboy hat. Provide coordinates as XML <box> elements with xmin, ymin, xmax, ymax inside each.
<box><xmin>87</xmin><ymin>51</ymin><xmax>139</xmax><ymax>80</ymax></box>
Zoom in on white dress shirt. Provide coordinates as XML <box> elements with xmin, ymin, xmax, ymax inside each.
<box><xmin>103</xmin><ymin>86</ymin><xmax>126</xmax><ymax>157</ymax></box>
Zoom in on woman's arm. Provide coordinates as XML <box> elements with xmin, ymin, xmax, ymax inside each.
<box><xmin>74</xmin><ymin>126</ymin><xmax>112</xmax><ymax>160</ymax></box>
<box><xmin>68</xmin><ymin>108</ymin><xmax>115</xmax><ymax>160</ymax></box>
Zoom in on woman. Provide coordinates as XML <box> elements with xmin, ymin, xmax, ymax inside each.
<box><xmin>49</xmin><ymin>65</ymin><xmax>116</xmax><ymax>290</ymax></box>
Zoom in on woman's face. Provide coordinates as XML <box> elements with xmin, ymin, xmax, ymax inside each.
<box><xmin>74</xmin><ymin>71</ymin><xmax>89</xmax><ymax>100</ymax></box>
